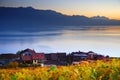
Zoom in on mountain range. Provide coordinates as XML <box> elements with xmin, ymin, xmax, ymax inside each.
<box><xmin>0</xmin><ymin>7</ymin><xmax>120</xmax><ymax>31</ymax></box>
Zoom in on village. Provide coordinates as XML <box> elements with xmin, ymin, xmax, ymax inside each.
<box><xmin>0</xmin><ymin>48</ymin><xmax>108</xmax><ymax>67</ymax></box>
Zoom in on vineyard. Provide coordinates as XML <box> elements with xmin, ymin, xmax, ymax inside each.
<box><xmin>0</xmin><ymin>59</ymin><xmax>120</xmax><ymax>80</ymax></box>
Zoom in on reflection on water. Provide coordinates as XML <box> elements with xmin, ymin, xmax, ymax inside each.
<box><xmin>0</xmin><ymin>26</ymin><xmax>120</xmax><ymax>57</ymax></box>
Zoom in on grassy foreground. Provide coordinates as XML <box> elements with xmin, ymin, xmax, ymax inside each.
<box><xmin>0</xmin><ymin>59</ymin><xmax>120</xmax><ymax>80</ymax></box>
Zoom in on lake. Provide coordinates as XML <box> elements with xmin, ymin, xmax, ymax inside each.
<box><xmin>0</xmin><ymin>26</ymin><xmax>120</xmax><ymax>57</ymax></box>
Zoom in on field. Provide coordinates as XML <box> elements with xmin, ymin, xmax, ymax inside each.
<box><xmin>0</xmin><ymin>59</ymin><xmax>120</xmax><ymax>80</ymax></box>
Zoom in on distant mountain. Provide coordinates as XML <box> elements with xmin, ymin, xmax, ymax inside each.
<box><xmin>0</xmin><ymin>7</ymin><xmax>120</xmax><ymax>31</ymax></box>
<box><xmin>91</xmin><ymin>16</ymin><xmax>109</xmax><ymax>20</ymax></box>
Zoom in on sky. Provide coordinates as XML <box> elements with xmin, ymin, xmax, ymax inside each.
<box><xmin>0</xmin><ymin>0</ymin><xmax>120</xmax><ymax>20</ymax></box>
<box><xmin>0</xmin><ymin>0</ymin><xmax>120</xmax><ymax>57</ymax></box>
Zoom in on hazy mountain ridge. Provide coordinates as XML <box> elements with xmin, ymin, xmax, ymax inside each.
<box><xmin>0</xmin><ymin>7</ymin><xmax>120</xmax><ymax>31</ymax></box>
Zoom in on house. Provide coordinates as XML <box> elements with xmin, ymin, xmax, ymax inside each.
<box><xmin>32</xmin><ymin>53</ymin><xmax>44</xmax><ymax>64</ymax></box>
<box><xmin>44</xmin><ymin>53</ymin><xmax>67</xmax><ymax>65</ymax></box>
<box><xmin>87</xmin><ymin>51</ymin><xmax>95</xmax><ymax>60</ymax></box>
<box><xmin>45</xmin><ymin>53</ymin><xmax>66</xmax><ymax>61</ymax></box>
<box><xmin>51</xmin><ymin>53</ymin><xmax>58</xmax><ymax>61</ymax></box>
<box><xmin>0</xmin><ymin>54</ymin><xmax>19</xmax><ymax>66</ymax></box>
<box><xmin>45</xmin><ymin>54</ymin><xmax>51</xmax><ymax>60</ymax></box>
<box><xmin>57</xmin><ymin>53</ymin><xmax>66</xmax><ymax>61</ymax></box>
<box><xmin>71</xmin><ymin>51</ymin><xmax>88</xmax><ymax>61</ymax></box>
<box><xmin>87</xmin><ymin>51</ymin><xmax>106</xmax><ymax>60</ymax></box>
<box><xmin>20</xmin><ymin>48</ymin><xmax>45</xmax><ymax>65</ymax></box>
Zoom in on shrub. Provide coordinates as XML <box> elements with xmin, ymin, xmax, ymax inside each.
<box><xmin>7</xmin><ymin>61</ymin><xmax>19</xmax><ymax>68</ymax></box>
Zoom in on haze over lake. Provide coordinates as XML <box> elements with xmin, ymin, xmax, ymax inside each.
<box><xmin>0</xmin><ymin>26</ymin><xmax>120</xmax><ymax>57</ymax></box>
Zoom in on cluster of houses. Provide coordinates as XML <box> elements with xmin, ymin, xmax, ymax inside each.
<box><xmin>0</xmin><ymin>48</ymin><xmax>107</xmax><ymax>66</ymax></box>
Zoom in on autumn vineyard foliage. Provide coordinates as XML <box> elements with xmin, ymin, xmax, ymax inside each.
<box><xmin>0</xmin><ymin>59</ymin><xmax>120</xmax><ymax>80</ymax></box>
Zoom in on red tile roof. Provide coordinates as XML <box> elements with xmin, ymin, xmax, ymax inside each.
<box><xmin>32</xmin><ymin>53</ymin><xmax>44</xmax><ymax>60</ymax></box>
<box><xmin>21</xmin><ymin>49</ymin><xmax>45</xmax><ymax>61</ymax></box>
<box><xmin>22</xmin><ymin>53</ymin><xmax>44</xmax><ymax>61</ymax></box>
<box><xmin>22</xmin><ymin>55</ymin><xmax>31</xmax><ymax>61</ymax></box>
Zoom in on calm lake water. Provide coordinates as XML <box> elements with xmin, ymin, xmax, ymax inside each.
<box><xmin>0</xmin><ymin>26</ymin><xmax>120</xmax><ymax>57</ymax></box>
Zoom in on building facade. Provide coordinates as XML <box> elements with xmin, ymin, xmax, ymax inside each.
<box><xmin>20</xmin><ymin>49</ymin><xmax>45</xmax><ymax>65</ymax></box>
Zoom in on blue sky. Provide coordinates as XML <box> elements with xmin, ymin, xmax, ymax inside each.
<box><xmin>0</xmin><ymin>0</ymin><xmax>120</xmax><ymax>20</ymax></box>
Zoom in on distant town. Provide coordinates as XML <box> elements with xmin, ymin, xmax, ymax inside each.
<box><xmin>0</xmin><ymin>48</ymin><xmax>112</xmax><ymax>67</ymax></box>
